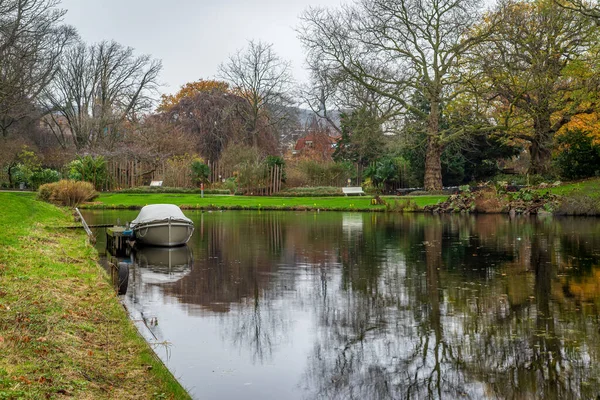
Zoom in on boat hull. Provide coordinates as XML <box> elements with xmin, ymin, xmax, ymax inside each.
<box><xmin>133</xmin><ymin>220</ymin><xmax>194</xmax><ymax>246</ymax></box>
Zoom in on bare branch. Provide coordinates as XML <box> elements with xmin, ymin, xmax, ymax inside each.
<box><xmin>43</xmin><ymin>40</ymin><xmax>162</xmax><ymax>149</ymax></box>
<box><xmin>218</xmin><ymin>40</ymin><xmax>296</xmax><ymax>148</ymax></box>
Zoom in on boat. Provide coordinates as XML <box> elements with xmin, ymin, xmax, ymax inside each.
<box><xmin>130</xmin><ymin>204</ymin><xmax>194</xmax><ymax>246</ymax></box>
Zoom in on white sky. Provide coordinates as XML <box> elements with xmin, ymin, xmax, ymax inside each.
<box><xmin>59</xmin><ymin>0</ymin><xmax>347</xmax><ymax>95</ymax></box>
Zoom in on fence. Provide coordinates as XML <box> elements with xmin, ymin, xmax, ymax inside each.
<box><xmin>102</xmin><ymin>159</ymin><xmax>283</xmax><ymax>195</ymax></box>
<box><xmin>1</xmin><ymin>157</ymin><xmax>411</xmax><ymax>194</ymax></box>
<box><xmin>234</xmin><ymin>164</ymin><xmax>283</xmax><ymax>196</ymax></box>
<box><xmin>104</xmin><ymin>160</ymin><xmax>165</xmax><ymax>191</ymax></box>
<box><xmin>104</xmin><ymin>159</ymin><xmax>207</xmax><ymax>190</ymax></box>
<box><xmin>208</xmin><ymin>161</ymin><xmax>234</xmax><ymax>184</ymax></box>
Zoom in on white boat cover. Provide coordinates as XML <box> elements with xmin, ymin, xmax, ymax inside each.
<box><xmin>131</xmin><ymin>204</ymin><xmax>193</xmax><ymax>226</ymax></box>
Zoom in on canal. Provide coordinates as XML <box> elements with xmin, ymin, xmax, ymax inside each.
<box><xmin>82</xmin><ymin>210</ymin><xmax>600</xmax><ymax>400</ymax></box>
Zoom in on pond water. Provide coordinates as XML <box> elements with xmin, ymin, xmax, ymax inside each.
<box><xmin>82</xmin><ymin>210</ymin><xmax>600</xmax><ymax>400</ymax></box>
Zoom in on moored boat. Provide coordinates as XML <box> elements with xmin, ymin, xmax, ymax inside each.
<box><xmin>130</xmin><ymin>204</ymin><xmax>194</xmax><ymax>246</ymax></box>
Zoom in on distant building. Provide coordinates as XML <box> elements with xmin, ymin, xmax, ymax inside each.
<box><xmin>292</xmin><ymin>132</ymin><xmax>340</xmax><ymax>159</ymax></box>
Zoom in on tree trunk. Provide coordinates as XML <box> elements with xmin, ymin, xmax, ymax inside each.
<box><xmin>7</xmin><ymin>164</ymin><xmax>15</xmax><ymax>188</ymax></box>
<box><xmin>252</xmin><ymin>130</ymin><xmax>258</xmax><ymax>148</ymax></box>
<box><xmin>424</xmin><ymin>101</ymin><xmax>443</xmax><ymax>191</ymax></box>
<box><xmin>424</xmin><ymin>137</ymin><xmax>443</xmax><ymax>191</ymax></box>
<box><xmin>528</xmin><ymin>118</ymin><xmax>552</xmax><ymax>175</ymax></box>
<box><xmin>529</xmin><ymin>138</ymin><xmax>552</xmax><ymax>175</ymax></box>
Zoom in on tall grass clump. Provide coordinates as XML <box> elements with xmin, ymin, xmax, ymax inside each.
<box><xmin>38</xmin><ymin>180</ymin><xmax>98</xmax><ymax>207</ymax></box>
<box><xmin>386</xmin><ymin>199</ymin><xmax>420</xmax><ymax>212</ymax></box>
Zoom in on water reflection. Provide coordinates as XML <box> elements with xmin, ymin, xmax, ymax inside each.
<box><xmin>135</xmin><ymin>246</ymin><xmax>193</xmax><ymax>284</ymax></box>
<box><xmin>82</xmin><ymin>210</ymin><xmax>600</xmax><ymax>400</ymax></box>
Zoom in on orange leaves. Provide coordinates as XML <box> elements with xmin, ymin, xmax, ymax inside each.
<box><xmin>158</xmin><ymin>80</ymin><xmax>230</xmax><ymax>112</ymax></box>
<box><xmin>557</xmin><ymin>112</ymin><xmax>600</xmax><ymax>146</ymax></box>
<box><xmin>17</xmin><ymin>375</ymin><xmax>32</xmax><ymax>385</ymax></box>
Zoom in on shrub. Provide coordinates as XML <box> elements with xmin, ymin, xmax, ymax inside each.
<box><xmin>115</xmin><ymin>186</ymin><xmax>230</xmax><ymax>195</ymax></box>
<box><xmin>554</xmin><ymin>129</ymin><xmax>600</xmax><ymax>180</ymax></box>
<box><xmin>38</xmin><ymin>180</ymin><xmax>98</xmax><ymax>207</ymax></box>
<box><xmin>363</xmin><ymin>156</ymin><xmax>418</xmax><ymax>193</ymax></box>
<box><xmin>190</xmin><ymin>159</ymin><xmax>210</xmax><ymax>185</ymax></box>
<box><xmin>219</xmin><ymin>144</ymin><xmax>267</xmax><ymax>193</ymax></box>
<box><xmin>286</xmin><ymin>160</ymin><xmax>355</xmax><ymax>187</ymax></box>
<box><xmin>386</xmin><ymin>199</ymin><xmax>420</xmax><ymax>212</ymax></box>
<box><xmin>236</xmin><ymin>162</ymin><xmax>268</xmax><ymax>192</ymax></box>
<box><xmin>10</xmin><ymin>163</ymin><xmax>61</xmax><ymax>189</ymax></box>
<box><xmin>68</xmin><ymin>155</ymin><xmax>108</xmax><ymax>190</ymax></box>
<box><xmin>275</xmin><ymin>186</ymin><xmax>343</xmax><ymax>197</ymax></box>
<box><xmin>37</xmin><ymin>183</ymin><xmax>54</xmax><ymax>202</ymax></box>
<box><xmin>223</xmin><ymin>177</ymin><xmax>237</xmax><ymax>194</ymax></box>
<box><xmin>364</xmin><ymin>158</ymin><xmax>399</xmax><ymax>193</ymax></box>
<box><xmin>11</xmin><ymin>163</ymin><xmax>33</xmax><ymax>187</ymax></box>
<box><xmin>163</xmin><ymin>154</ymin><xmax>197</xmax><ymax>187</ymax></box>
<box><xmin>29</xmin><ymin>168</ymin><xmax>61</xmax><ymax>189</ymax></box>
<box><xmin>265</xmin><ymin>155</ymin><xmax>286</xmax><ymax>182</ymax></box>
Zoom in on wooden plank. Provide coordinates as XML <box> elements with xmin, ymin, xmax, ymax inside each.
<box><xmin>74</xmin><ymin>208</ymin><xmax>93</xmax><ymax>238</ymax></box>
<box><xmin>63</xmin><ymin>224</ymin><xmax>115</xmax><ymax>229</ymax></box>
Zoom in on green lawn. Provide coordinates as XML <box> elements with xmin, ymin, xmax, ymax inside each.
<box><xmin>0</xmin><ymin>193</ymin><xmax>190</xmax><ymax>399</ymax></box>
<box><xmin>547</xmin><ymin>177</ymin><xmax>600</xmax><ymax>198</ymax></box>
<box><xmin>83</xmin><ymin>192</ymin><xmax>448</xmax><ymax>211</ymax></box>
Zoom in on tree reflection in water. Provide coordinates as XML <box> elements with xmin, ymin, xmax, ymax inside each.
<box><xmin>301</xmin><ymin>215</ymin><xmax>600</xmax><ymax>400</ymax></box>
<box><xmin>87</xmin><ymin>210</ymin><xmax>600</xmax><ymax>399</ymax></box>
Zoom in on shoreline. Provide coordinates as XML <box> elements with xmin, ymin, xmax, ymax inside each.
<box><xmin>0</xmin><ymin>193</ymin><xmax>191</xmax><ymax>399</ymax></box>
<box><xmin>9</xmin><ymin>184</ymin><xmax>600</xmax><ymax>216</ymax></box>
<box><xmin>79</xmin><ymin>194</ymin><xmax>599</xmax><ymax>217</ymax></box>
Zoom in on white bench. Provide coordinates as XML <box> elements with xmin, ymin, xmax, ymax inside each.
<box><xmin>342</xmin><ymin>187</ymin><xmax>365</xmax><ymax>196</ymax></box>
<box><xmin>149</xmin><ymin>180</ymin><xmax>163</xmax><ymax>187</ymax></box>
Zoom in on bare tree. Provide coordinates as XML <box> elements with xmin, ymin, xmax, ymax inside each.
<box><xmin>300</xmin><ymin>65</ymin><xmax>402</xmax><ymax>136</ymax></box>
<box><xmin>219</xmin><ymin>40</ymin><xmax>295</xmax><ymax>148</ymax></box>
<box><xmin>299</xmin><ymin>0</ymin><xmax>490</xmax><ymax>190</ymax></box>
<box><xmin>43</xmin><ymin>40</ymin><xmax>162</xmax><ymax>149</ymax></box>
<box><xmin>0</xmin><ymin>0</ymin><xmax>76</xmax><ymax>137</ymax></box>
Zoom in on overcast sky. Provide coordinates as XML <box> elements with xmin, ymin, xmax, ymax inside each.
<box><xmin>59</xmin><ymin>0</ymin><xmax>346</xmax><ymax>95</ymax></box>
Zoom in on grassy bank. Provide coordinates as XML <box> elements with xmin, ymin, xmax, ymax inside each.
<box><xmin>548</xmin><ymin>178</ymin><xmax>600</xmax><ymax>198</ymax></box>
<box><xmin>548</xmin><ymin>178</ymin><xmax>600</xmax><ymax>216</ymax></box>
<box><xmin>0</xmin><ymin>193</ymin><xmax>190</xmax><ymax>399</ymax></box>
<box><xmin>80</xmin><ymin>193</ymin><xmax>448</xmax><ymax>211</ymax></box>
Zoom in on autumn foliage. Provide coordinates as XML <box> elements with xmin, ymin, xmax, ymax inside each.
<box><xmin>157</xmin><ymin>80</ymin><xmax>230</xmax><ymax>112</ymax></box>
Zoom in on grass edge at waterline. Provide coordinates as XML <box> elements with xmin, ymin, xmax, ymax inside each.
<box><xmin>0</xmin><ymin>192</ymin><xmax>191</xmax><ymax>399</ymax></box>
<box><xmin>79</xmin><ymin>192</ymin><xmax>448</xmax><ymax>211</ymax></box>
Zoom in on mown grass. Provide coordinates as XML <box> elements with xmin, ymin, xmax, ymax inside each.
<box><xmin>80</xmin><ymin>192</ymin><xmax>448</xmax><ymax>211</ymax></box>
<box><xmin>0</xmin><ymin>193</ymin><xmax>190</xmax><ymax>399</ymax></box>
<box><xmin>547</xmin><ymin>177</ymin><xmax>600</xmax><ymax>198</ymax></box>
